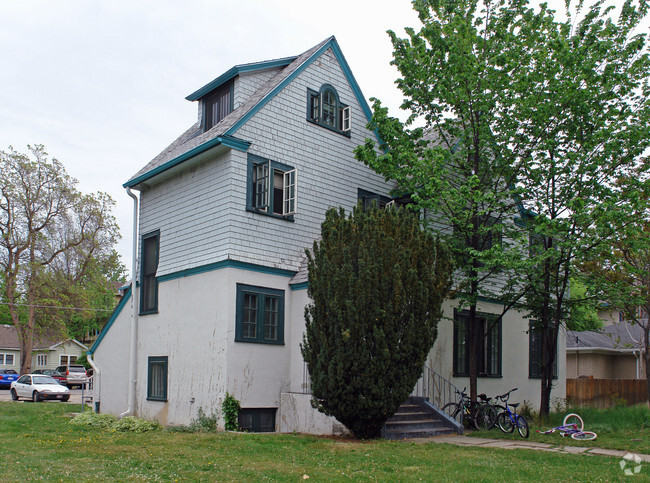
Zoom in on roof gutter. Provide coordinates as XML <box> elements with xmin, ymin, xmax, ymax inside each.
<box><xmin>123</xmin><ymin>135</ymin><xmax>251</xmax><ymax>189</ymax></box>
<box><xmin>566</xmin><ymin>347</ymin><xmax>640</xmax><ymax>355</ymax></box>
<box><xmin>121</xmin><ymin>187</ymin><xmax>139</xmax><ymax>418</ymax></box>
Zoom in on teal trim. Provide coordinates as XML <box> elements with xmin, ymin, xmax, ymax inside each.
<box><xmin>246</xmin><ymin>153</ymin><xmax>296</xmax><ymax>221</ymax></box>
<box><xmin>328</xmin><ymin>38</ymin><xmax>373</xmax><ymax>124</ymax></box>
<box><xmin>123</xmin><ymin>135</ymin><xmax>251</xmax><ymax>188</ymax></box>
<box><xmin>147</xmin><ymin>356</ymin><xmax>168</xmax><ymax>401</ymax></box>
<box><xmin>289</xmin><ymin>282</ymin><xmax>308</xmax><ymax>291</ymax></box>
<box><xmin>89</xmin><ymin>260</ymin><xmax>296</xmax><ymax>354</ymax></box>
<box><xmin>88</xmin><ymin>287</ymin><xmax>132</xmax><ymax>355</ymax></box>
<box><xmin>126</xmin><ymin>37</ymin><xmax>378</xmax><ymax>189</ymax></box>
<box><xmin>186</xmin><ymin>57</ymin><xmax>297</xmax><ymax>101</ymax></box>
<box><xmin>225</xmin><ymin>37</ymin><xmax>377</xmax><ymax>141</ymax></box>
<box><xmin>157</xmin><ymin>259</ymin><xmax>297</xmax><ymax>284</ymax></box>
<box><xmin>235</xmin><ymin>284</ymin><xmax>285</xmax><ymax>345</ymax></box>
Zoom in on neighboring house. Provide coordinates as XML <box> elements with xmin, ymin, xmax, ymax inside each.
<box><xmin>89</xmin><ymin>36</ymin><xmax>564</xmax><ymax>433</ymax></box>
<box><xmin>0</xmin><ymin>324</ymin><xmax>88</xmax><ymax>373</ymax></box>
<box><xmin>567</xmin><ymin>320</ymin><xmax>647</xmax><ymax>380</ymax></box>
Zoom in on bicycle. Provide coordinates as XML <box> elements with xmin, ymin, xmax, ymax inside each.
<box><xmin>494</xmin><ymin>387</ymin><xmax>529</xmax><ymax>438</ymax></box>
<box><xmin>474</xmin><ymin>393</ymin><xmax>498</xmax><ymax>430</ymax></box>
<box><xmin>536</xmin><ymin>413</ymin><xmax>597</xmax><ymax>441</ymax></box>
<box><xmin>441</xmin><ymin>388</ymin><xmax>497</xmax><ymax>431</ymax></box>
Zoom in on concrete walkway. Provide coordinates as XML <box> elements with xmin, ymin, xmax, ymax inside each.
<box><xmin>417</xmin><ymin>434</ymin><xmax>650</xmax><ymax>463</ymax></box>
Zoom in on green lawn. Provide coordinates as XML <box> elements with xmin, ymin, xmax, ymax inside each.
<box><xmin>0</xmin><ymin>401</ymin><xmax>647</xmax><ymax>481</ymax></box>
<box><xmin>467</xmin><ymin>404</ymin><xmax>650</xmax><ymax>455</ymax></box>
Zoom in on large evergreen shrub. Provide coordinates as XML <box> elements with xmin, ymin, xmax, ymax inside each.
<box><xmin>301</xmin><ymin>204</ymin><xmax>452</xmax><ymax>438</ymax></box>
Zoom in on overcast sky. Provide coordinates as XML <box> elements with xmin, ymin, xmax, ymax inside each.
<box><xmin>0</xmin><ymin>0</ymin><xmax>626</xmax><ymax>276</ymax></box>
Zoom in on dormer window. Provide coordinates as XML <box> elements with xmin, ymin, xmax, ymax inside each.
<box><xmin>203</xmin><ymin>81</ymin><xmax>233</xmax><ymax>131</ymax></box>
<box><xmin>307</xmin><ymin>85</ymin><xmax>351</xmax><ymax>136</ymax></box>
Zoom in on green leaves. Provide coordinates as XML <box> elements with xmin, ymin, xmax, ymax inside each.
<box><xmin>301</xmin><ymin>204</ymin><xmax>452</xmax><ymax>439</ymax></box>
<box><xmin>356</xmin><ymin>0</ymin><xmax>650</xmax><ymax>411</ymax></box>
<box><xmin>0</xmin><ymin>145</ymin><xmax>123</xmax><ymax>372</ymax></box>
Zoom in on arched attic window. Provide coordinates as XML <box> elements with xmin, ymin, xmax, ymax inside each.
<box><xmin>307</xmin><ymin>84</ymin><xmax>351</xmax><ymax>136</ymax></box>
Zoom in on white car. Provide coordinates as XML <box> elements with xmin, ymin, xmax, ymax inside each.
<box><xmin>10</xmin><ymin>374</ymin><xmax>70</xmax><ymax>402</ymax></box>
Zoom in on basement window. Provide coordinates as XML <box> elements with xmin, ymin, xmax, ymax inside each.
<box><xmin>238</xmin><ymin>408</ymin><xmax>276</xmax><ymax>432</ymax></box>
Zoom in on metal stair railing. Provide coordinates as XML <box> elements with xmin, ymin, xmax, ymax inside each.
<box><xmin>411</xmin><ymin>365</ymin><xmax>464</xmax><ymax>426</ymax></box>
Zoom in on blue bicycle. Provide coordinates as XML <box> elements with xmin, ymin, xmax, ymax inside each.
<box><xmin>494</xmin><ymin>388</ymin><xmax>529</xmax><ymax>438</ymax></box>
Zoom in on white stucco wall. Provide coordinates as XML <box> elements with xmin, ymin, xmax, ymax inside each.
<box><xmin>431</xmin><ymin>299</ymin><xmax>567</xmax><ymax>412</ymax></box>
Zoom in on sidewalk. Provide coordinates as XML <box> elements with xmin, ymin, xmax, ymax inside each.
<box><xmin>418</xmin><ymin>434</ymin><xmax>650</xmax><ymax>463</ymax></box>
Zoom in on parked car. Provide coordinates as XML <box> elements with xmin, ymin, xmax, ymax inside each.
<box><xmin>32</xmin><ymin>369</ymin><xmax>66</xmax><ymax>385</ymax></box>
<box><xmin>10</xmin><ymin>374</ymin><xmax>70</xmax><ymax>402</ymax></box>
<box><xmin>0</xmin><ymin>369</ymin><xmax>19</xmax><ymax>389</ymax></box>
<box><xmin>54</xmin><ymin>364</ymin><xmax>89</xmax><ymax>388</ymax></box>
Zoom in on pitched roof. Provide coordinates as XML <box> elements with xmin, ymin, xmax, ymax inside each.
<box><xmin>0</xmin><ymin>324</ymin><xmax>84</xmax><ymax>351</ymax></box>
<box><xmin>125</xmin><ymin>36</ymin><xmax>374</xmax><ymax>189</ymax></box>
<box><xmin>566</xmin><ymin>322</ymin><xmax>644</xmax><ymax>352</ymax></box>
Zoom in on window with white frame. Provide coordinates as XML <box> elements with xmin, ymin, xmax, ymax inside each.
<box><xmin>37</xmin><ymin>354</ymin><xmax>47</xmax><ymax>366</ymax></box>
<box><xmin>0</xmin><ymin>354</ymin><xmax>15</xmax><ymax>365</ymax></box>
<box><xmin>307</xmin><ymin>84</ymin><xmax>351</xmax><ymax>136</ymax></box>
<box><xmin>247</xmin><ymin>154</ymin><xmax>297</xmax><ymax>218</ymax></box>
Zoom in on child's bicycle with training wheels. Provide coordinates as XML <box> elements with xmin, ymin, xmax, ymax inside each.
<box><xmin>494</xmin><ymin>388</ymin><xmax>529</xmax><ymax>438</ymax></box>
<box><xmin>536</xmin><ymin>413</ymin><xmax>597</xmax><ymax>441</ymax></box>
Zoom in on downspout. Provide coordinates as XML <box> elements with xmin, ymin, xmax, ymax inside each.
<box><xmin>87</xmin><ymin>353</ymin><xmax>100</xmax><ymax>412</ymax></box>
<box><xmin>121</xmin><ymin>187</ymin><xmax>139</xmax><ymax>418</ymax></box>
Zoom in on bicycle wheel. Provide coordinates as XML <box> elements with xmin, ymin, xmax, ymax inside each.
<box><xmin>442</xmin><ymin>402</ymin><xmax>461</xmax><ymax>421</ymax></box>
<box><xmin>497</xmin><ymin>412</ymin><xmax>514</xmax><ymax>433</ymax></box>
<box><xmin>563</xmin><ymin>413</ymin><xmax>584</xmax><ymax>432</ymax></box>
<box><xmin>571</xmin><ymin>431</ymin><xmax>597</xmax><ymax>441</ymax></box>
<box><xmin>516</xmin><ymin>415</ymin><xmax>529</xmax><ymax>438</ymax></box>
<box><xmin>474</xmin><ymin>404</ymin><xmax>497</xmax><ymax>431</ymax></box>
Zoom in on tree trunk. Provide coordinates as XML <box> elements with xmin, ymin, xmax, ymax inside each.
<box><xmin>468</xmin><ymin>302</ymin><xmax>478</xmax><ymax>403</ymax></box>
<box><xmin>642</xmin><ymin>326</ymin><xmax>650</xmax><ymax>404</ymax></box>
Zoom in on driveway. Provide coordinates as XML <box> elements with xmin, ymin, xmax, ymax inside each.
<box><xmin>0</xmin><ymin>387</ymin><xmax>90</xmax><ymax>405</ymax></box>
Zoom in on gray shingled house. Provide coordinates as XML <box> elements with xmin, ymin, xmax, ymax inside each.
<box><xmin>88</xmin><ymin>36</ymin><xmax>564</xmax><ymax>434</ymax></box>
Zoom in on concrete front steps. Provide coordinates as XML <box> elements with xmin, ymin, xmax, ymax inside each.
<box><xmin>384</xmin><ymin>396</ymin><xmax>460</xmax><ymax>440</ymax></box>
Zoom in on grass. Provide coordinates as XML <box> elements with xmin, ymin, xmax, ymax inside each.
<box><xmin>468</xmin><ymin>404</ymin><xmax>650</xmax><ymax>454</ymax></box>
<box><xmin>1</xmin><ymin>402</ymin><xmax>648</xmax><ymax>481</ymax></box>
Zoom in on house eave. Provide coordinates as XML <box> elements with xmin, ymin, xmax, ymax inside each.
<box><xmin>566</xmin><ymin>347</ymin><xmax>641</xmax><ymax>355</ymax></box>
<box><xmin>123</xmin><ymin>135</ymin><xmax>251</xmax><ymax>189</ymax></box>
<box><xmin>185</xmin><ymin>57</ymin><xmax>298</xmax><ymax>101</ymax></box>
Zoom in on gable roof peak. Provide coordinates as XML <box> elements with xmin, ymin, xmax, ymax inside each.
<box><xmin>124</xmin><ymin>35</ymin><xmax>374</xmax><ymax>189</ymax></box>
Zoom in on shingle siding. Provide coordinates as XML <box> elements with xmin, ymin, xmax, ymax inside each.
<box><xmin>138</xmin><ymin>46</ymin><xmax>392</xmax><ymax>278</ymax></box>
<box><xmin>236</xmin><ymin>69</ymin><xmax>283</xmax><ymax>109</ymax></box>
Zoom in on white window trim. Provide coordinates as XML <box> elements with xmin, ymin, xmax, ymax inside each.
<box><xmin>341</xmin><ymin>106</ymin><xmax>351</xmax><ymax>132</ymax></box>
<box><xmin>254</xmin><ymin>161</ymin><xmax>271</xmax><ymax>211</ymax></box>
<box><xmin>282</xmin><ymin>168</ymin><xmax>297</xmax><ymax>216</ymax></box>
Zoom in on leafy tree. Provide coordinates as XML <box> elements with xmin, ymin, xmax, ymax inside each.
<box><xmin>38</xmin><ymin>249</ymin><xmax>126</xmax><ymax>343</ymax></box>
<box><xmin>565</xmin><ymin>278</ymin><xmax>603</xmax><ymax>332</ymax></box>
<box><xmin>511</xmin><ymin>0</ymin><xmax>650</xmax><ymax>415</ymax></box>
<box><xmin>585</xmin><ymin>211</ymin><xmax>650</xmax><ymax>401</ymax></box>
<box><xmin>0</xmin><ymin>145</ymin><xmax>121</xmax><ymax>374</ymax></box>
<box><xmin>355</xmin><ymin>0</ymin><xmax>650</xmax><ymax>414</ymax></box>
<box><xmin>355</xmin><ymin>0</ymin><xmax>552</xmax><ymax>403</ymax></box>
<box><xmin>301</xmin><ymin>204</ymin><xmax>453</xmax><ymax>439</ymax></box>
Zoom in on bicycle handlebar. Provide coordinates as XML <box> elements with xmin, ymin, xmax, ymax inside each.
<box><xmin>496</xmin><ymin>387</ymin><xmax>518</xmax><ymax>401</ymax></box>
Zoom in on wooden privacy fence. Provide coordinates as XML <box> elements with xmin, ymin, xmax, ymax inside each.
<box><xmin>566</xmin><ymin>378</ymin><xmax>648</xmax><ymax>408</ymax></box>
